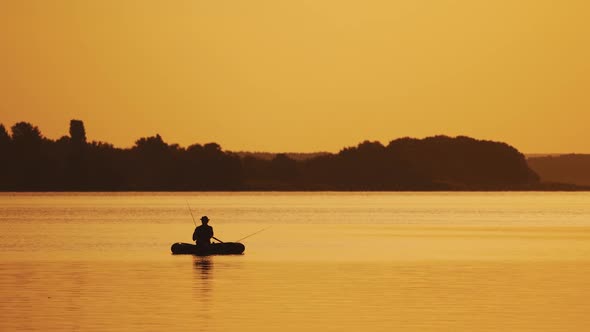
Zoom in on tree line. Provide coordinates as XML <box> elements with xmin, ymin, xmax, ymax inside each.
<box><xmin>0</xmin><ymin>120</ymin><xmax>540</xmax><ymax>191</ymax></box>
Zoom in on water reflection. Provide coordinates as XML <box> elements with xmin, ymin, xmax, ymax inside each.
<box><xmin>193</xmin><ymin>256</ymin><xmax>213</xmax><ymax>280</ymax></box>
<box><xmin>190</xmin><ymin>256</ymin><xmax>214</xmax><ymax>327</ymax></box>
<box><xmin>192</xmin><ymin>256</ymin><xmax>214</xmax><ymax>305</ymax></box>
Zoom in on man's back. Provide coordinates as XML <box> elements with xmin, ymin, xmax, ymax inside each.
<box><xmin>193</xmin><ymin>224</ymin><xmax>214</xmax><ymax>246</ymax></box>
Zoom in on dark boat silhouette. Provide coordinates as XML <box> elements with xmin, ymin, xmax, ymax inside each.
<box><xmin>171</xmin><ymin>242</ymin><xmax>245</xmax><ymax>255</ymax></box>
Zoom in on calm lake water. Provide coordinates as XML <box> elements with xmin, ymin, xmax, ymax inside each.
<box><xmin>1</xmin><ymin>192</ymin><xmax>590</xmax><ymax>331</ymax></box>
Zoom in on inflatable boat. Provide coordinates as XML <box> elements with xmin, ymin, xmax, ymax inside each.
<box><xmin>171</xmin><ymin>242</ymin><xmax>245</xmax><ymax>255</ymax></box>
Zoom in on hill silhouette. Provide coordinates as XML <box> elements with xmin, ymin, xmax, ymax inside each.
<box><xmin>528</xmin><ymin>154</ymin><xmax>590</xmax><ymax>187</ymax></box>
<box><xmin>0</xmin><ymin>120</ymin><xmax>551</xmax><ymax>191</ymax></box>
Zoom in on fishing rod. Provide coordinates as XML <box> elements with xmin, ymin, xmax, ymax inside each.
<box><xmin>236</xmin><ymin>226</ymin><xmax>272</xmax><ymax>242</ymax></box>
<box><xmin>186</xmin><ymin>201</ymin><xmax>197</xmax><ymax>227</ymax></box>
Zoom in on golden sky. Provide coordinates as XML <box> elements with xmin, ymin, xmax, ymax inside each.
<box><xmin>1</xmin><ymin>1</ymin><xmax>589</xmax><ymax>153</ymax></box>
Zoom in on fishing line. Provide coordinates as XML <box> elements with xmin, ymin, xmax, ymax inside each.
<box><xmin>236</xmin><ymin>226</ymin><xmax>272</xmax><ymax>242</ymax></box>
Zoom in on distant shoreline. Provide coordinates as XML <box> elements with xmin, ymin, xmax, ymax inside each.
<box><xmin>2</xmin><ymin>186</ymin><xmax>589</xmax><ymax>193</ymax></box>
<box><xmin>2</xmin><ymin>120</ymin><xmax>586</xmax><ymax>192</ymax></box>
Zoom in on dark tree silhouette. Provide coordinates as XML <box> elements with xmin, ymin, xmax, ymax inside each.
<box><xmin>0</xmin><ymin>124</ymin><xmax>12</xmax><ymax>188</ymax></box>
<box><xmin>386</xmin><ymin>135</ymin><xmax>539</xmax><ymax>189</ymax></box>
<box><xmin>0</xmin><ymin>124</ymin><xmax>9</xmax><ymax>146</ymax></box>
<box><xmin>300</xmin><ymin>140</ymin><xmax>435</xmax><ymax>190</ymax></box>
<box><xmin>11</xmin><ymin>122</ymin><xmax>43</xmax><ymax>148</ymax></box>
<box><xmin>198</xmin><ymin>143</ymin><xmax>243</xmax><ymax>189</ymax></box>
<box><xmin>69</xmin><ymin>120</ymin><xmax>87</xmax><ymax>144</ymax></box>
<box><xmin>270</xmin><ymin>154</ymin><xmax>298</xmax><ymax>181</ymax></box>
<box><xmin>64</xmin><ymin>120</ymin><xmax>89</xmax><ymax>189</ymax></box>
<box><xmin>130</xmin><ymin>134</ymin><xmax>173</xmax><ymax>189</ymax></box>
<box><xmin>0</xmin><ymin>119</ymin><xmax>548</xmax><ymax>191</ymax></box>
<box><xmin>9</xmin><ymin>122</ymin><xmax>50</xmax><ymax>189</ymax></box>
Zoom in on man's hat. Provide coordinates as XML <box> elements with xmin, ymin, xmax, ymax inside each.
<box><xmin>200</xmin><ymin>216</ymin><xmax>210</xmax><ymax>222</ymax></box>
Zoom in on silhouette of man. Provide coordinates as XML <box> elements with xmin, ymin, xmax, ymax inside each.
<box><xmin>193</xmin><ymin>216</ymin><xmax>214</xmax><ymax>247</ymax></box>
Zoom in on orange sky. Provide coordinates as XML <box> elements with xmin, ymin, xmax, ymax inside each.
<box><xmin>1</xmin><ymin>1</ymin><xmax>589</xmax><ymax>153</ymax></box>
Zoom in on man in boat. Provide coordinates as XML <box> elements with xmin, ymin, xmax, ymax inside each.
<box><xmin>193</xmin><ymin>215</ymin><xmax>214</xmax><ymax>247</ymax></box>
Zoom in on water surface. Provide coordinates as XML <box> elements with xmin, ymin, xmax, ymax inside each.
<box><xmin>1</xmin><ymin>192</ymin><xmax>589</xmax><ymax>331</ymax></box>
